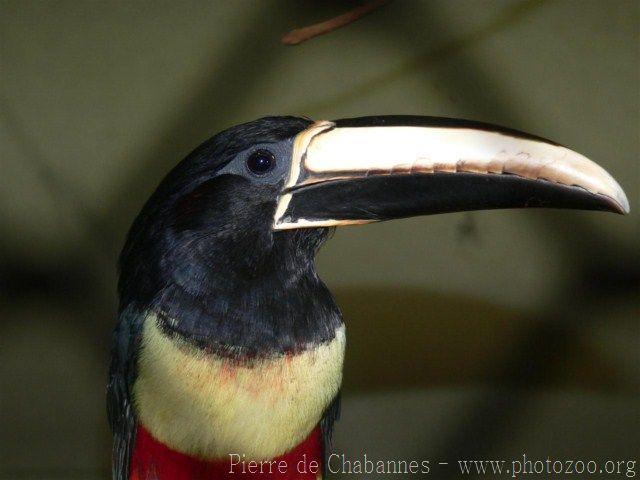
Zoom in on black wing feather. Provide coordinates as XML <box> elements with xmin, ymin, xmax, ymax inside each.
<box><xmin>320</xmin><ymin>391</ymin><xmax>341</xmax><ymax>475</ymax></box>
<box><xmin>107</xmin><ymin>306</ymin><xmax>144</xmax><ymax>480</ymax></box>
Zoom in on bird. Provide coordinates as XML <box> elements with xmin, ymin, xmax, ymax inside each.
<box><xmin>108</xmin><ymin>115</ymin><xmax>629</xmax><ymax>480</ymax></box>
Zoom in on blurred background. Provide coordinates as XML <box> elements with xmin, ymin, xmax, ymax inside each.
<box><xmin>1</xmin><ymin>0</ymin><xmax>638</xmax><ymax>478</ymax></box>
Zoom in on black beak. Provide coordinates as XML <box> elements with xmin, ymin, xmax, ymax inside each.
<box><xmin>273</xmin><ymin>116</ymin><xmax>629</xmax><ymax>230</ymax></box>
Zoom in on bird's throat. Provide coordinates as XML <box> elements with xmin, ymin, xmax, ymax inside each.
<box><xmin>151</xmin><ymin>244</ymin><xmax>342</xmax><ymax>358</ymax></box>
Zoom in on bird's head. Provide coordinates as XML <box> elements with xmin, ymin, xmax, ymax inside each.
<box><xmin>118</xmin><ymin>117</ymin><xmax>338</xmax><ymax>355</ymax></box>
<box><xmin>118</xmin><ymin>115</ymin><xmax>628</xmax><ymax>355</ymax></box>
<box><xmin>119</xmin><ymin>116</ymin><xmax>327</xmax><ymax>284</ymax></box>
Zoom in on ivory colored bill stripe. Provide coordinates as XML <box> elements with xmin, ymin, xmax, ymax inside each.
<box><xmin>300</xmin><ymin>126</ymin><xmax>628</xmax><ymax>212</ymax></box>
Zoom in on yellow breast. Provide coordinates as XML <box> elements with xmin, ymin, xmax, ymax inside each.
<box><xmin>133</xmin><ymin>312</ymin><xmax>345</xmax><ymax>461</ymax></box>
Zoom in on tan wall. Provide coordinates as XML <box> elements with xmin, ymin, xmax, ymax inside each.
<box><xmin>1</xmin><ymin>1</ymin><xmax>638</xmax><ymax>477</ymax></box>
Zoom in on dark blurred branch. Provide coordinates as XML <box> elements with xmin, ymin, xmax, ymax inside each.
<box><xmin>295</xmin><ymin>0</ymin><xmax>544</xmax><ymax>114</ymax></box>
<box><xmin>281</xmin><ymin>0</ymin><xmax>391</xmax><ymax>45</ymax></box>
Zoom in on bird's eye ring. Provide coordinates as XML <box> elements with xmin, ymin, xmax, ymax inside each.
<box><xmin>246</xmin><ymin>150</ymin><xmax>275</xmax><ymax>175</ymax></box>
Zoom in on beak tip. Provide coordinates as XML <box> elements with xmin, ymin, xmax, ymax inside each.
<box><xmin>599</xmin><ymin>191</ymin><xmax>629</xmax><ymax>215</ymax></box>
<box><xmin>608</xmin><ymin>181</ymin><xmax>630</xmax><ymax>215</ymax></box>
<box><xmin>616</xmin><ymin>194</ymin><xmax>630</xmax><ymax>215</ymax></box>
<box><xmin>587</xmin><ymin>185</ymin><xmax>629</xmax><ymax>215</ymax></box>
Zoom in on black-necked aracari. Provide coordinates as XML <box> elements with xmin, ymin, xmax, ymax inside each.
<box><xmin>108</xmin><ymin>116</ymin><xmax>629</xmax><ymax>480</ymax></box>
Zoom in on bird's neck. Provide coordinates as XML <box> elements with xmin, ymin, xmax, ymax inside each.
<box><xmin>152</xmin><ymin>246</ymin><xmax>342</xmax><ymax>357</ymax></box>
<box><xmin>130</xmin><ymin>424</ymin><xmax>324</xmax><ymax>480</ymax></box>
<box><xmin>120</xmin><ymin>220</ymin><xmax>340</xmax><ymax>356</ymax></box>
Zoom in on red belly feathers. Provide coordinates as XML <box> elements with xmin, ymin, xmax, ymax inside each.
<box><xmin>130</xmin><ymin>425</ymin><xmax>323</xmax><ymax>480</ymax></box>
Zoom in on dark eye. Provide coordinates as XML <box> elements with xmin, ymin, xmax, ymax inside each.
<box><xmin>246</xmin><ymin>150</ymin><xmax>275</xmax><ymax>175</ymax></box>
